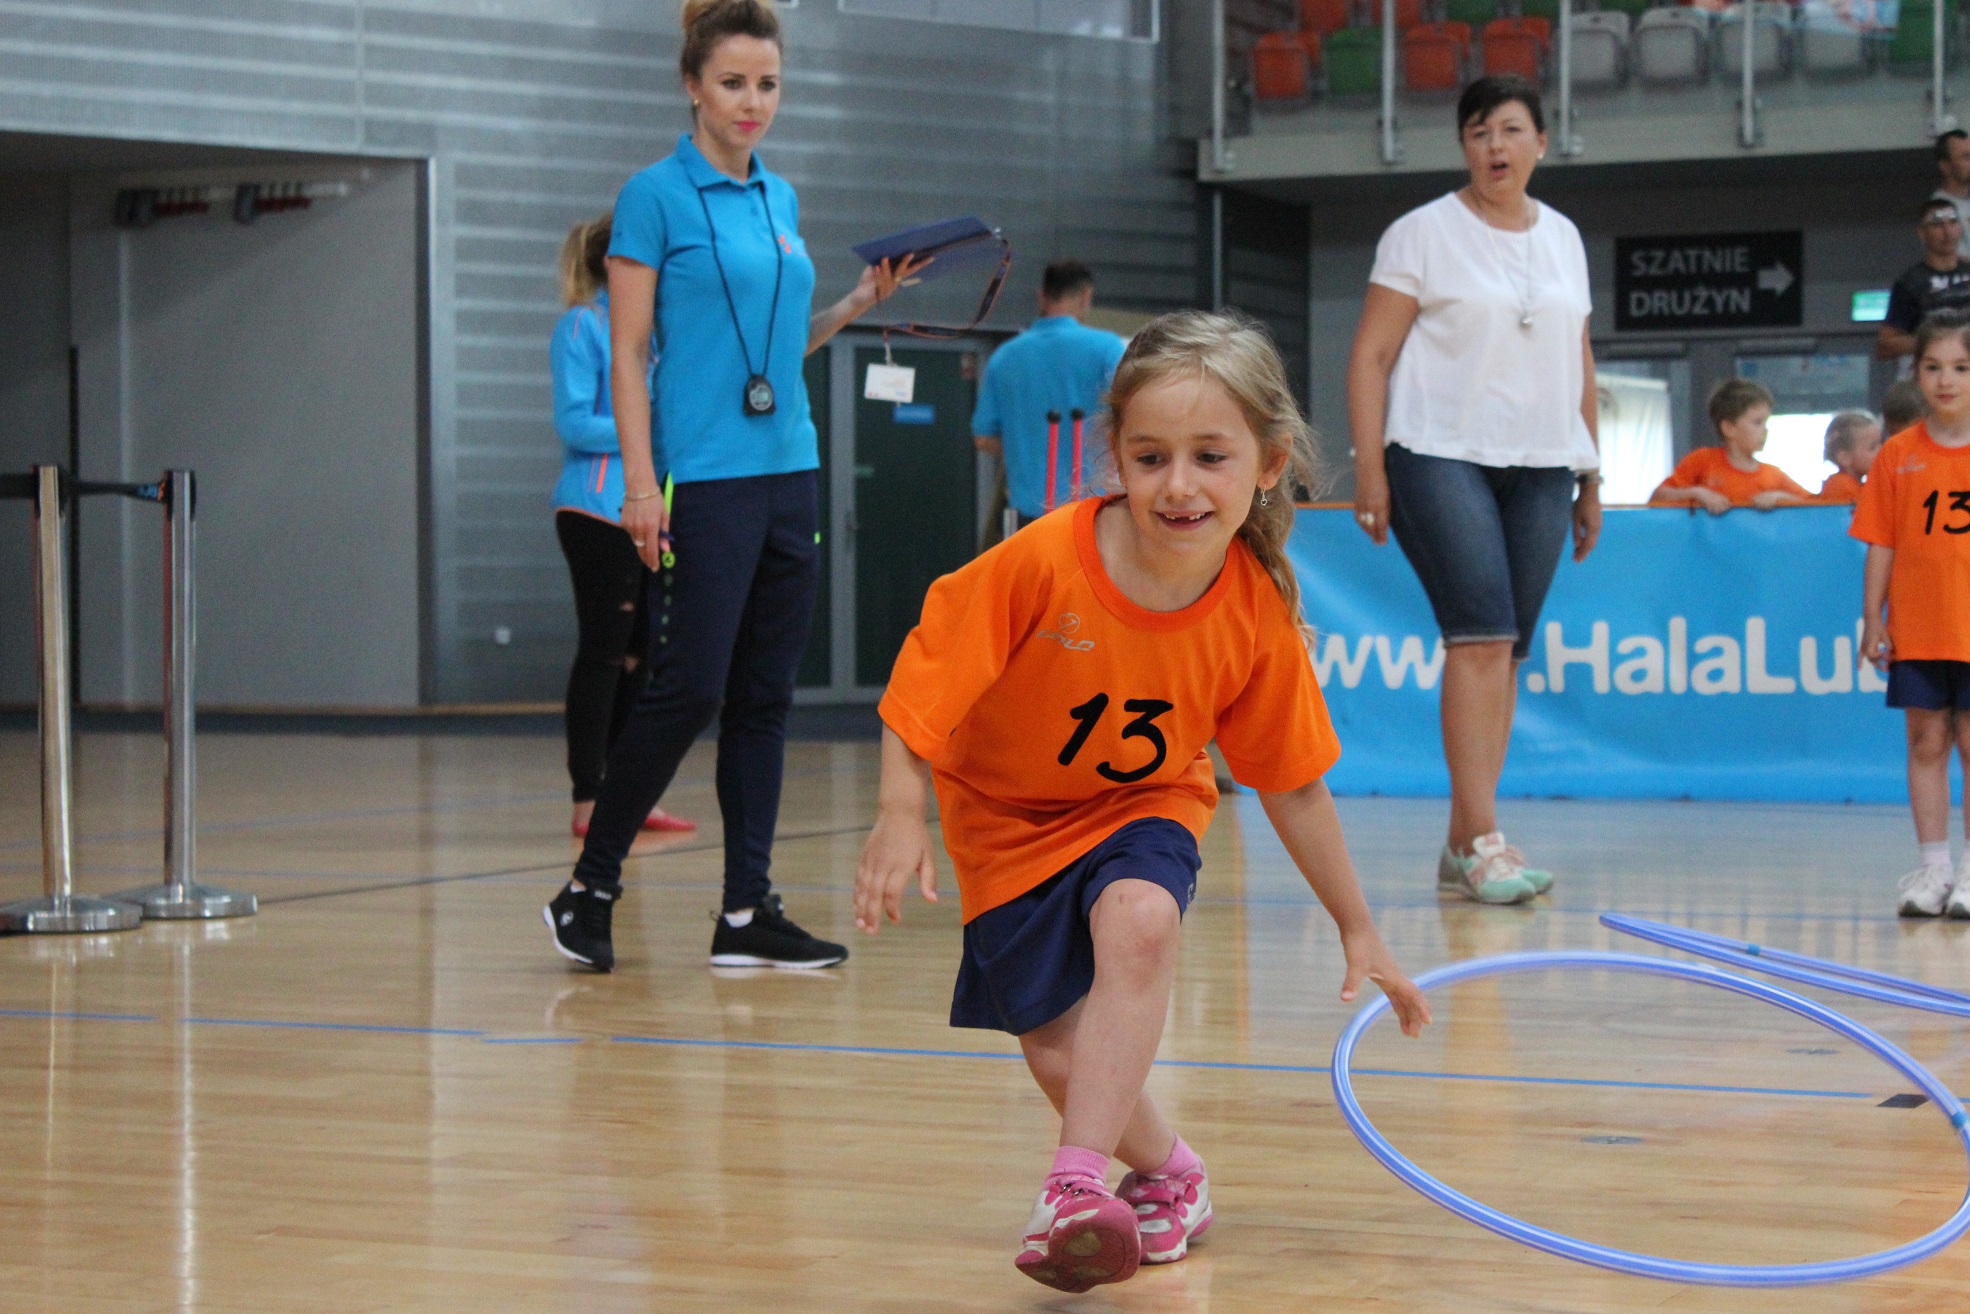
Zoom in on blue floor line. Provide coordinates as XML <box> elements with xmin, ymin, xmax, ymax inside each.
<box><xmin>183</xmin><ymin>1016</ymin><xmax>484</xmax><ymax>1037</ymax></box>
<box><xmin>606</xmin><ymin>1034</ymin><xmax>1873</xmax><ymax>1098</ymax></box>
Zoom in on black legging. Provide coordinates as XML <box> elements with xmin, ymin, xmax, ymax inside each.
<box><xmin>573</xmin><ymin>471</ymin><xmax>819</xmax><ymax>911</ymax></box>
<box><xmin>555</xmin><ymin>510</ymin><xmax>651</xmax><ymax>803</ymax></box>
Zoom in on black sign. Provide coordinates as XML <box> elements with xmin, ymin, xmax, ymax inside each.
<box><xmin>1614</xmin><ymin>231</ymin><xmax>1803</xmax><ymax>331</ymax></box>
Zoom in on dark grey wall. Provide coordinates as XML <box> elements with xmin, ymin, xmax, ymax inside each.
<box><xmin>0</xmin><ymin>0</ymin><xmax>1196</xmax><ymax>703</ymax></box>
<box><xmin>64</xmin><ymin>161</ymin><xmax>421</xmax><ymax>709</ymax></box>
<box><xmin>1300</xmin><ymin>154</ymin><xmax>1928</xmax><ymax>494</ymax></box>
<box><xmin>0</xmin><ymin>175</ymin><xmax>71</xmax><ymax>705</ymax></box>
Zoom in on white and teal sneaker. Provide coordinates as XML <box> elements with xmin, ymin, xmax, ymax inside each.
<box><xmin>1437</xmin><ymin>832</ymin><xmax>1538</xmax><ymax>905</ymax></box>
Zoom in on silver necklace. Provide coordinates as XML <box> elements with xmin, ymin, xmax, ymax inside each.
<box><xmin>1473</xmin><ymin>192</ymin><xmax>1536</xmax><ymax>330</ymax></box>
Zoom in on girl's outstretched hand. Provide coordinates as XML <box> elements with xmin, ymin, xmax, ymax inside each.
<box><xmin>853</xmin><ymin>810</ymin><xmax>939</xmax><ymax>934</ymax></box>
<box><xmin>1339</xmin><ymin>929</ymin><xmax>1432</xmax><ymax>1037</ymax></box>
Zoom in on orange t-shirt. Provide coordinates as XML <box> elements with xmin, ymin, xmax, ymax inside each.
<box><xmin>1851</xmin><ymin>422</ymin><xmax>1970</xmax><ymax>662</ymax></box>
<box><xmin>879</xmin><ymin>496</ymin><xmax>1341</xmax><ymax>922</ymax></box>
<box><xmin>1817</xmin><ymin>471</ymin><xmax>1864</xmax><ymax>505</ymax></box>
<box><xmin>1649</xmin><ymin>446</ymin><xmax>1812</xmax><ymax>506</ymax></box>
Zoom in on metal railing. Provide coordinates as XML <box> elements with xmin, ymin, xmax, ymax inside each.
<box><xmin>0</xmin><ymin>465</ymin><xmax>255</xmax><ymax>934</ymax></box>
<box><xmin>1213</xmin><ymin>0</ymin><xmax>1959</xmax><ymax>168</ymax></box>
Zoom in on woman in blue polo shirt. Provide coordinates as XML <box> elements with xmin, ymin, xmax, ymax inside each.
<box><xmin>545</xmin><ymin>0</ymin><xmax>918</xmax><ymax>973</ymax></box>
<box><xmin>549</xmin><ymin>214</ymin><xmax>695</xmax><ymax>841</ymax></box>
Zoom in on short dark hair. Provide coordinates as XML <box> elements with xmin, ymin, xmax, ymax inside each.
<box><xmin>1915</xmin><ymin>309</ymin><xmax>1970</xmax><ymax>366</ymax></box>
<box><xmin>1882</xmin><ymin>378</ymin><xmax>1926</xmax><ymax>433</ymax></box>
<box><xmin>1707</xmin><ymin>377</ymin><xmax>1774</xmax><ymax>433</ymax></box>
<box><xmin>1937</xmin><ymin>128</ymin><xmax>1969</xmax><ymax>161</ymax></box>
<box><xmin>1921</xmin><ymin>197</ymin><xmax>1961</xmax><ymax>222</ymax></box>
<box><xmin>1457</xmin><ymin>75</ymin><xmax>1544</xmax><ymax>136</ymax></box>
<box><xmin>1041</xmin><ymin>259</ymin><xmax>1095</xmax><ymax>302</ymax></box>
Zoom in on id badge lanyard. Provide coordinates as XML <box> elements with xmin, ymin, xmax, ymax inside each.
<box><xmin>695</xmin><ymin>183</ymin><xmax>784</xmax><ymax>418</ymax></box>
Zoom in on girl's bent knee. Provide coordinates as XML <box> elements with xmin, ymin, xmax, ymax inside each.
<box><xmin>1091</xmin><ymin>881</ymin><xmax>1182</xmax><ymax>960</ymax></box>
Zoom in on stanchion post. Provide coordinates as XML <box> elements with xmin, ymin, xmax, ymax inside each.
<box><xmin>115</xmin><ymin>470</ymin><xmax>255</xmax><ymax>920</ymax></box>
<box><xmin>0</xmin><ymin>466</ymin><xmax>141</xmax><ymax>934</ymax></box>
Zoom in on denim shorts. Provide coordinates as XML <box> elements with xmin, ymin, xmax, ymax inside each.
<box><xmin>1887</xmin><ymin>659</ymin><xmax>1970</xmax><ymax>711</ymax></box>
<box><xmin>950</xmin><ymin>818</ymin><xmax>1200</xmax><ymax>1036</ymax></box>
<box><xmin>1384</xmin><ymin>444</ymin><xmax>1576</xmax><ymax>661</ymax></box>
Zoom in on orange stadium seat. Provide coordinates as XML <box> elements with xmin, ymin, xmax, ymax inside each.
<box><xmin>1251</xmin><ymin>30</ymin><xmax>1315</xmax><ymax>103</ymax></box>
<box><xmin>1481</xmin><ymin>15</ymin><xmax>1548</xmax><ymax>78</ymax></box>
<box><xmin>1299</xmin><ymin>0</ymin><xmax>1353</xmax><ymax>36</ymax></box>
<box><xmin>1403</xmin><ymin>21</ymin><xmax>1471</xmax><ymax>89</ymax></box>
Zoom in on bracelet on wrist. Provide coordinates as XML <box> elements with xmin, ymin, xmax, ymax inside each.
<box><xmin>623</xmin><ymin>489</ymin><xmax>663</xmax><ymax>503</ymax></box>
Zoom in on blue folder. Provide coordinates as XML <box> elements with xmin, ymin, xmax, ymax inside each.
<box><xmin>852</xmin><ymin>216</ymin><xmax>1003</xmax><ymax>283</ymax></box>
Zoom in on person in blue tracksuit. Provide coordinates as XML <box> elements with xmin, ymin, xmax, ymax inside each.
<box><xmin>543</xmin><ymin>0</ymin><xmax>920</xmax><ymax>973</ymax></box>
<box><xmin>972</xmin><ymin>260</ymin><xmax>1128</xmax><ymax>526</ymax></box>
<box><xmin>550</xmin><ymin>215</ymin><xmax>694</xmax><ymax>840</ymax></box>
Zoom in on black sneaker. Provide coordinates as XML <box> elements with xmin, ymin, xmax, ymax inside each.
<box><xmin>708</xmin><ymin>893</ymin><xmax>847</xmax><ymax>969</ymax></box>
<box><xmin>544</xmin><ymin>882</ymin><xmax>616</xmax><ymax>972</ymax></box>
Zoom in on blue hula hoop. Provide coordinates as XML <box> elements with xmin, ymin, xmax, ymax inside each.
<box><xmin>1602</xmin><ymin>913</ymin><xmax>1970</xmax><ymax>1019</ymax></box>
<box><xmin>1331</xmin><ymin>951</ymin><xmax>1970</xmax><ymax>1286</ymax></box>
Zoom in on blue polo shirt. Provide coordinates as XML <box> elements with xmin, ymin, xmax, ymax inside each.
<box><xmin>971</xmin><ymin>316</ymin><xmax>1127</xmax><ymax>518</ymax></box>
<box><xmin>609</xmin><ymin>133</ymin><xmax>818</xmax><ymax>485</ymax></box>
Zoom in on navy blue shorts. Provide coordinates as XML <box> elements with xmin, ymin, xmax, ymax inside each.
<box><xmin>950</xmin><ymin>818</ymin><xmax>1201</xmax><ymax>1036</ymax></box>
<box><xmin>1384</xmin><ymin>444</ymin><xmax>1576</xmax><ymax>661</ymax></box>
<box><xmin>1887</xmin><ymin>659</ymin><xmax>1970</xmax><ymax>710</ymax></box>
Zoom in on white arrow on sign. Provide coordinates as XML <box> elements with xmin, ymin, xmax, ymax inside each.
<box><xmin>1756</xmin><ymin>261</ymin><xmax>1794</xmax><ymax>296</ymax></box>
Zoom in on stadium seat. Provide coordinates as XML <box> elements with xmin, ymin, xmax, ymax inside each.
<box><xmin>1482</xmin><ymin>16</ymin><xmax>1549</xmax><ymax>79</ymax></box>
<box><xmin>1889</xmin><ymin>0</ymin><xmax>1957</xmax><ymax>67</ymax></box>
<box><xmin>1444</xmin><ymin>0</ymin><xmax>1497</xmax><ymax>28</ymax></box>
<box><xmin>1634</xmin><ymin>6</ymin><xmax>1711</xmax><ymax>82</ymax></box>
<box><xmin>1716</xmin><ymin>1</ymin><xmax>1793</xmax><ymax>77</ymax></box>
<box><xmin>1251</xmin><ymin>30</ymin><xmax>1316</xmax><ymax>104</ymax></box>
<box><xmin>1404</xmin><ymin>22</ymin><xmax>1470</xmax><ymax>89</ymax></box>
<box><xmin>1300</xmin><ymin>0</ymin><xmax>1352</xmax><ymax>37</ymax></box>
<box><xmin>1326</xmin><ymin>25</ymin><xmax>1385</xmax><ymax>94</ymax></box>
<box><xmin>1570</xmin><ymin>10</ymin><xmax>1631</xmax><ymax>88</ymax></box>
<box><xmin>1798</xmin><ymin>0</ymin><xmax>1872</xmax><ymax>75</ymax></box>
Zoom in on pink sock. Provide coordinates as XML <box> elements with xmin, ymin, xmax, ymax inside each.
<box><xmin>1152</xmin><ymin>1135</ymin><xmax>1202</xmax><ymax>1179</ymax></box>
<box><xmin>1048</xmin><ymin>1145</ymin><xmax>1110</xmax><ymax>1189</ymax></box>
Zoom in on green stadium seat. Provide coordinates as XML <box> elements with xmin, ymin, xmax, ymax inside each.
<box><xmin>1327</xmin><ymin>25</ymin><xmax>1385</xmax><ymax>94</ymax></box>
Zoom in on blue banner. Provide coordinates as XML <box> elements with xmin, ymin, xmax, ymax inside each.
<box><xmin>1289</xmin><ymin>505</ymin><xmax>1905</xmax><ymax>802</ymax></box>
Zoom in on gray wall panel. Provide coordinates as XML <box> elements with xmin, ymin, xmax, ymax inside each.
<box><xmin>0</xmin><ymin>0</ymin><xmax>1193</xmax><ymax>702</ymax></box>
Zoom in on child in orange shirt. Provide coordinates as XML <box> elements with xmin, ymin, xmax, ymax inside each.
<box><xmin>1816</xmin><ymin>410</ymin><xmax>1882</xmax><ymax>505</ymax></box>
<box><xmin>1650</xmin><ymin>379</ymin><xmax>1813</xmax><ymax>512</ymax></box>
<box><xmin>853</xmin><ymin>311</ymin><xmax>1430</xmax><ymax>1294</ymax></box>
<box><xmin>1857</xmin><ymin>311</ymin><xmax>1970</xmax><ymax>917</ymax></box>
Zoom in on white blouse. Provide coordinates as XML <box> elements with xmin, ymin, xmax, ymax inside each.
<box><xmin>1369</xmin><ymin>191</ymin><xmax>1599</xmax><ymax>471</ymax></box>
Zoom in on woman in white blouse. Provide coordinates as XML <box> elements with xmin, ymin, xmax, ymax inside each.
<box><xmin>1347</xmin><ymin>75</ymin><xmax>1602</xmax><ymax>906</ymax></box>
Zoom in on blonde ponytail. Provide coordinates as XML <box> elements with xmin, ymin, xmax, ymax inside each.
<box><xmin>557</xmin><ymin>213</ymin><xmax>611</xmax><ymax>308</ymax></box>
<box><xmin>1104</xmin><ymin>309</ymin><xmax>1322</xmax><ymax>638</ymax></box>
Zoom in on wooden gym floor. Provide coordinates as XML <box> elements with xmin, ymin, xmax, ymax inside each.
<box><xmin>0</xmin><ymin>726</ymin><xmax>1967</xmax><ymax>1312</ymax></box>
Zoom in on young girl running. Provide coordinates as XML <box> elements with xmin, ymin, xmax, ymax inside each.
<box><xmin>1856</xmin><ymin>310</ymin><xmax>1970</xmax><ymax>917</ymax></box>
<box><xmin>853</xmin><ymin>310</ymin><xmax>1432</xmax><ymax>1293</ymax></box>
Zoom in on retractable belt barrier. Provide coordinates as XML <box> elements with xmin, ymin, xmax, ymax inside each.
<box><xmin>0</xmin><ymin>466</ymin><xmax>254</xmax><ymax>933</ymax></box>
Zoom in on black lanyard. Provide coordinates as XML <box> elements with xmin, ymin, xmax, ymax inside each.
<box><xmin>696</xmin><ymin>181</ymin><xmax>784</xmax><ymax>416</ymax></box>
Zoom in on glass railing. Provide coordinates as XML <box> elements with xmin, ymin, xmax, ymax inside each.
<box><xmin>1209</xmin><ymin>0</ymin><xmax>1958</xmax><ymax>170</ymax></box>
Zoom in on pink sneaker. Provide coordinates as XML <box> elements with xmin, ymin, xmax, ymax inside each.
<box><xmin>1118</xmin><ymin>1164</ymin><xmax>1213</xmax><ymax>1263</ymax></box>
<box><xmin>1014</xmin><ymin>1177</ymin><xmax>1141</xmax><ymax>1293</ymax></box>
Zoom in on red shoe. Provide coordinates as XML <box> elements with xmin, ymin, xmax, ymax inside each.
<box><xmin>572</xmin><ymin>808</ymin><xmax>698</xmax><ymax>839</ymax></box>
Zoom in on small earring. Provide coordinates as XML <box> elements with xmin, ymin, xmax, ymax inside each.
<box><xmin>1260</xmin><ymin>488</ymin><xmax>1271</xmax><ymax>507</ymax></box>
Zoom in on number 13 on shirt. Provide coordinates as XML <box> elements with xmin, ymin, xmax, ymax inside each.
<box><xmin>1058</xmin><ymin>693</ymin><xmax>1176</xmax><ymax>784</ymax></box>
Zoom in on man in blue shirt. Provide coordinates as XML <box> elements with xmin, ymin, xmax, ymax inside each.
<box><xmin>972</xmin><ymin>261</ymin><xmax>1128</xmax><ymax>525</ymax></box>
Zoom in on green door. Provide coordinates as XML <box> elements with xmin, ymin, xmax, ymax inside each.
<box><xmin>796</xmin><ymin>350</ymin><xmax>831</xmax><ymax>688</ymax></box>
<box><xmin>853</xmin><ymin>346</ymin><xmax>977</xmax><ymax>687</ymax></box>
